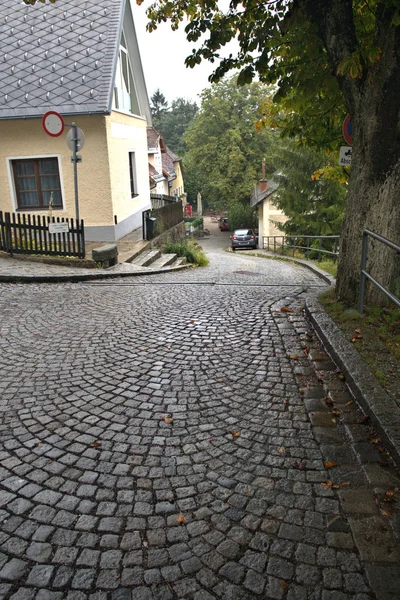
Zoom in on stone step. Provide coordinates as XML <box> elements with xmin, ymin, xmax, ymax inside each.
<box><xmin>130</xmin><ymin>249</ymin><xmax>161</xmax><ymax>267</ymax></box>
<box><xmin>150</xmin><ymin>253</ymin><xmax>181</xmax><ymax>269</ymax></box>
<box><xmin>119</xmin><ymin>240</ymin><xmax>150</xmax><ymax>264</ymax></box>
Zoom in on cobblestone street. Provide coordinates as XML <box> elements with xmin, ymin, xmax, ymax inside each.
<box><xmin>0</xmin><ymin>232</ymin><xmax>399</xmax><ymax>600</ymax></box>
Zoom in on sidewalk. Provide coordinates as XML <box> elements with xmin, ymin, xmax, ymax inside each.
<box><xmin>0</xmin><ymin>227</ymin><xmax>189</xmax><ymax>283</ymax></box>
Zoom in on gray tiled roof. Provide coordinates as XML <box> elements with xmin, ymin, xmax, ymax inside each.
<box><xmin>0</xmin><ymin>0</ymin><xmax>124</xmax><ymax>119</ymax></box>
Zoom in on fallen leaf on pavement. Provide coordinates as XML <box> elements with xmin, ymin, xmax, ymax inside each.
<box><xmin>280</xmin><ymin>307</ymin><xmax>293</xmax><ymax>313</ymax></box>
<box><xmin>324</xmin><ymin>460</ymin><xmax>339</xmax><ymax>470</ymax></box>
<box><xmin>90</xmin><ymin>441</ymin><xmax>102</xmax><ymax>447</ymax></box>
<box><xmin>277</xmin><ymin>447</ymin><xmax>286</xmax><ymax>454</ymax></box>
<box><xmin>162</xmin><ymin>416</ymin><xmax>174</xmax><ymax>424</ymax></box>
<box><xmin>176</xmin><ymin>512</ymin><xmax>187</xmax><ymax>525</ymax></box>
<box><xmin>380</xmin><ymin>509</ymin><xmax>391</xmax><ymax>517</ymax></box>
<box><xmin>279</xmin><ymin>580</ymin><xmax>288</xmax><ymax>592</ymax></box>
<box><xmin>232</xmin><ymin>431</ymin><xmax>240</xmax><ymax>439</ymax></box>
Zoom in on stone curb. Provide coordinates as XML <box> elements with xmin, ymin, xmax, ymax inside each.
<box><xmin>0</xmin><ymin>262</ymin><xmax>193</xmax><ymax>284</ymax></box>
<box><xmin>305</xmin><ymin>296</ymin><xmax>400</xmax><ymax>468</ymax></box>
<box><xmin>251</xmin><ymin>251</ymin><xmax>336</xmax><ymax>286</ymax></box>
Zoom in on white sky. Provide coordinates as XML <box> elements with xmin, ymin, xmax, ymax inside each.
<box><xmin>130</xmin><ymin>1</ymin><xmax>222</xmax><ymax>106</ymax></box>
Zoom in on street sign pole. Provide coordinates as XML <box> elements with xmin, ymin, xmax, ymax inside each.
<box><xmin>71</xmin><ymin>122</ymin><xmax>80</xmax><ymax>224</ymax></box>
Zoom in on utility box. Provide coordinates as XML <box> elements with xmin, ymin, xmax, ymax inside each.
<box><xmin>146</xmin><ymin>216</ymin><xmax>157</xmax><ymax>239</ymax></box>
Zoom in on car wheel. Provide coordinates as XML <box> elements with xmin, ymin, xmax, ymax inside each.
<box><xmin>232</xmin><ymin>247</ymin><xmax>235</xmax><ymax>252</ymax></box>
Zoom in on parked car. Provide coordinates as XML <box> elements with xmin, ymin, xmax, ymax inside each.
<box><xmin>219</xmin><ymin>218</ymin><xmax>229</xmax><ymax>231</ymax></box>
<box><xmin>231</xmin><ymin>229</ymin><xmax>258</xmax><ymax>251</ymax></box>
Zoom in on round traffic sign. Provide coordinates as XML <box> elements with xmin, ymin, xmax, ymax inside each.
<box><xmin>342</xmin><ymin>114</ymin><xmax>352</xmax><ymax>146</ymax></box>
<box><xmin>66</xmin><ymin>127</ymin><xmax>85</xmax><ymax>151</ymax></box>
<box><xmin>42</xmin><ymin>111</ymin><xmax>65</xmax><ymax>137</ymax></box>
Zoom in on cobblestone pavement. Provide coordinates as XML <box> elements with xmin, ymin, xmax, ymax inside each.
<box><xmin>0</xmin><ymin>239</ymin><xmax>399</xmax><ymax>600</ymax></box>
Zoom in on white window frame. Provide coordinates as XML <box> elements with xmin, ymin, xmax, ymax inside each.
<box><xmin>6</xmin><ymin>154</ymin><xmax>65</xmax><ymax>213</ymax></box>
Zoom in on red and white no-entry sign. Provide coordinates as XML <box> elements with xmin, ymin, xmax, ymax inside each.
<box><xmin>42</xmin><ymin>111</ymin><xmax>65</xmax><ymax>137</ymax></box>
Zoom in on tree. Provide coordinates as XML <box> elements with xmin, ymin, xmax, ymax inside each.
<box><xmin>183</xmin><ymin>77</ymin><xmax>276</xmax><ymax>212</ymax></box>
<box><xmin>271</xmin><ymin>143</ymin><xmax>347</xmax><ymax>240</ymax></box>
<box><xmin>144</xmin><ymin>0</ymin><xmax>400</xmax><ymax>306</ymax></box>
<box><xmin>150</xmin><ymin>89</ymin><xmax>168</xmax><ymax>129</ymax></box>
<box><xmin>154</xmin><ymin>98</ymin><xmax>198</xmax><ymax>155</ymax></box>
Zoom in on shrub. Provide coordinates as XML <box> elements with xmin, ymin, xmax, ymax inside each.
<box><xmin>162</xmin><ymin>240</ymin><xmax>209</xmax><ymax>266</ymax></box>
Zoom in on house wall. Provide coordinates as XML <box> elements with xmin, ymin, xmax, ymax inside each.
<box><xmin>0</xmin><ymin>112</ymin><xmax>152</xmax><ymax>242</ymax></box>
<box><xmin>260</xmin><ymin>198</ymin><xmax>287</xmax><ymax>243</ymax></box>
<box><xmin>170</xmin><ymin>161</ymin><xmax>184</xmax><ymax>199</ymax></box>
<box><xmin>0</xmin><ymin>115</ymin><xmax>112</xmax><ymax>228</ymax></box>
<box><xmin>104</xmin><ymin>110</ymin><xmax>151</xmax><ymax>240</ymax></box>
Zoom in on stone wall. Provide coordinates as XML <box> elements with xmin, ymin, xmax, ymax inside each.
<box><xmin>149</xmin><ymin>222</ymin><xmax>186</xmax><ymax>248</ymax></box>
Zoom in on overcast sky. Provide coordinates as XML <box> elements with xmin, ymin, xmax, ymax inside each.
<box><xmin>131</xmin><ymin>2</ymin><xmax>216</xmax><ymax>106</ymax></box>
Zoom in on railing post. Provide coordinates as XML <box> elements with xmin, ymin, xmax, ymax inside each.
<box><xmin>358</xmin><ymin>231</ymin><xmax>369</xmax><ymax>313</ymax></box>
<box><xmin>318</xmin><ymin>237</ymin><xmax>322</xmax><ymax>262</ymax></box>
<box><xmin>306</xmin><ymin>237</ymin><xmax>309</xmax><ymax>259</ymax></box>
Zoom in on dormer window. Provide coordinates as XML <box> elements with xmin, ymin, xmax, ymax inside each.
<box><xmin>113</xmin><ymin>32</ymin><xmax>140</xmax><ymax>115</ymax></box>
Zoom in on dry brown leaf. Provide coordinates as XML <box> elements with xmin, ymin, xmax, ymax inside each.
<box><xmin>380</xmin><ymin>509</ymin><xmax>391</xmax><ymax>518</ymax></box>
<box><xmin>345</xmin><ymin>400</ymin><xmax>354</xmax><ymax>406</ymax></box>
<box><xmin>325</xmin><ymin>397</ymin><xmax>334</xmax><ymax>406</ymax></box>
<box><xmin>34</xmin><ymin>442</ymin><xmax>41</xmax><ymax>447</ymax></box>
<box><xmin>90</xmin><ymin>441</ymin><xmax>102</xmax><ymax>447</ymax></box>
<box><xmin>321</xmin><ymin>480</ymin><xmax>333</xmax><ymax>489</ymax></box>
<box><xmin>280</xmin><ymin>306</ymin><xmax>293</xmax><ymax>313</ymax></box>
<box><xmin>324</xmin><ymin>460</ymin><xmax>339</xmax><ymax>470</ymax></box>
<box><xmin>289</xmin><ymin>355</ymin><xmax>298</xmax><ymax>360</ymax></box>
<box><xmin>338</xmin><ymin>374</ymin><xmax>345</xmax><ymax>380</ymax></box>
<box><xmin>331</xmin><ymin>408</ymin><xmax>340</xmax><ymax>416</ymax></box>
<box><xmin>277</xmin><ymin>447</ymin><xmax>286</xmax><ymax>454</ymax></box>
<box><xmin>331</xmin><ymin>418</ymin><xmax>337</xmax><ymax>424</ymax></box>
<box><xmin>162</xmin><ymin>416</ymin><xmax>174</xmax><ymax>424</ymax></box>
<box><xmin>232</xmin><ymin>431</ymin><xmax>241</xmax><ymax>439</ymax></box>
<box><xmin>357</xmin><ymin>415</ymin><xmax>370</xmax><ymax>424</ymax></box>
<box><xmin>341</xmin><ymin>481</ymin><xmax>350</xmax><ymax>487</ymax></box>
<box><xmin>303</xmin><ymin>346</ymin><xmax>310</xmax><ymax>355</ymax></box>
<box><xmin>176</xmin><ymin>512</ymin><xmax>187</xmax><ymax>525</ymax></box>
<box><xmin>279</xmin><ymin>580</ymin><xmax>288</xmax><ymax>592</ymax></box>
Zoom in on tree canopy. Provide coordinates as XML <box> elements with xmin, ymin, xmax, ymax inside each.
<box><xmin>183</xmin><ymin>77</ymin><xmax>276</xmax><ymax>211</ymax></box>
<box><xmin>144</xmin><ymin>0</ymin><xmax>400</xmax><ymax>306</ymax></box>
<box><xmin>152</xmin><ymin>97</ymin><xmax>198</xmax><ymax>155</ymax></box>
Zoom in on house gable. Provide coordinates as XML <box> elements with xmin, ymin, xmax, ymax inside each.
<box><xmin>0</xmin><ymin>0</ymin><xmax>151</xmax><ymax>121</ymax></box>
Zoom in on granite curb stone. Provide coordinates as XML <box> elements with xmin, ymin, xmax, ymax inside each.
<box><xmin>305</xmin><ymin>296</ymin><xmax>400</xmax><ymax>467</ymax></box>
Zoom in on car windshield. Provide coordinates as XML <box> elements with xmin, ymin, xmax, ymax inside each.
<box><xmin>235</xmin><ymin>229</ymin><xmax>252</xmax><ymax>235</ymax></box>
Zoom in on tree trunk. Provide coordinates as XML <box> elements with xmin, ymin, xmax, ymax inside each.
<box><xmin>304</xmin><ymin>0</ymin><xmax>400</xmax><ymax>306</ymax></box>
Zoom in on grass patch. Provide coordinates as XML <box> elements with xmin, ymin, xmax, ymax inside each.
<box><xmin>162</xmin><ymin>239</ymin><xmax>209</xmax><ymax>267</ymax></box>
<box><xmin>319</xmin><ymin>288</ymin><xmax>400</xmax><ymax>398</ymax></box>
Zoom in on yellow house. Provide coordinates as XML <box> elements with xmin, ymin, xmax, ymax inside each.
<box><xmin>0</xmin><ymin>0</ymin><xmax>153</xmax><ymax>242</ymax></box>
<box><xmin>163</xmin><ymin>146</ymin><xmax>186</xmax><ymax>203</ymax></box>
<box><xmin>251</xmin><ymin>178</ymin><xmax>288</xmax><ymax>247</ymax></box>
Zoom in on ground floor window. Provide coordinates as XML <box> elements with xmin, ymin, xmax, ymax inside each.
<box><xmin>12</xmin><ymin>157</ymin><xmax>62</xmax><ymax>210</ymax></box>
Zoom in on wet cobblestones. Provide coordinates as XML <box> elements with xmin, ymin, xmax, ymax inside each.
<box><xmin>0</xmin><ymin>246</ymin><xmax>399</xmax><ymax>599</ymax></box>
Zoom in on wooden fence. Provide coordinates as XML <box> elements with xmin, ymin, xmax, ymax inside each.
<box><xmin>144</xmin><ymin>200</ymin><xmax>183</xmax><ymax>241</ymax></box>
<box><xmin>0</xmin><ymin>212</ymin><xmax>85</xmax><ymax>259</ymax></box>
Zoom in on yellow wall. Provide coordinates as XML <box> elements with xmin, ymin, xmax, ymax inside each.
<box><xmin>107</xmin><ymin>110</ymin><xmax>150</xmax><ymax>223</ymax></box>
<box><xmin>170</xmin><ymin>161</ymin><xmax>184</xmax><ymax>198</ymax></box>
<box><xmin>0</xmin><ymin>111</ymin><xmax>151</xmax><ymax>233</ymax></box>
<box><xmin>0</xmin><ymin>115</ymin><xmax>113</xmax><ymax>225</ymax></box>
<box><xmin>261</xmin><ymin>198</ymin><xmax>287</xmax><ymax>238</ymax></box>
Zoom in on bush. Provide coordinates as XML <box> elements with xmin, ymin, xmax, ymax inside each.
<box><xmin>228</xmin><ymin>203</ymin><xmax>257</xmax><ymax>231</ymax></box>
<box><xmin>162</xmin><ymin>240</ymin><xmax>209</xmax><ymax>266</ymax></box>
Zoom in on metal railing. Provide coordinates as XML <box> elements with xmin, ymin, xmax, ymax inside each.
<box><xmin>359</xmin><ymin>230</ymin><xmax>400</xmax><ymax>313</ymax></box>
<box><xmin>263</xmin><ymin>235</ymin><xmax>340</xmax><ymax>262</ymax></box>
